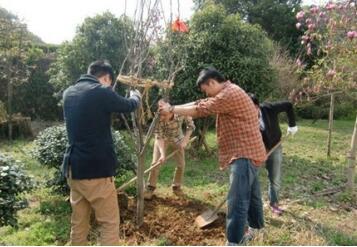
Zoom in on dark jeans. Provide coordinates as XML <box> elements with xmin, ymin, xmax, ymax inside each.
<box><xmin>226</xmin><ymin>158</ymin><xmax>264</xmax><ymax>244</ymax></box>
<box><xmin>265</xmin><ymin>145</ymin><xmax>282</xmax><ymax>205</ymax></box>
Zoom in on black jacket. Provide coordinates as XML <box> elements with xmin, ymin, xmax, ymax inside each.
<box><xmin>62</xmin><ymin>75</ymin><xmax>140</xmax><ymax>179</ymax></box>
<box><xmin>260</xmin><ymin>101</ymin><xmax>296</xmax><ymax>150</ymax></box>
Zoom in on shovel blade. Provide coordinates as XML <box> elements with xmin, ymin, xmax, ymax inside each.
<box><xmin>195</xmin><ymin>209</ymin><xmax>219</xmax><ymax>228</ymax></box>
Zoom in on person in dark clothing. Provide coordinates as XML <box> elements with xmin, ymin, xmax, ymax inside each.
<box><xmin>62</xmin><ymin>60</ymin><xmax>141</xmax><ymax>245</ymax></box>
<box><xmin>249</xmin><ymin>94</ymin><xmax>298</xmax><ymax>216</ymax></box>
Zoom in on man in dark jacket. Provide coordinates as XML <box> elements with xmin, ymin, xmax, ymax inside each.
<box><xmin>62</xmin><ymin>60</ymin><xmax>141</xmax><ymax>245</ymax></box>
<box><xmin>249</xmin><ymin>94</ymin><xmax>298</xmax><ymax>216</ymax></box>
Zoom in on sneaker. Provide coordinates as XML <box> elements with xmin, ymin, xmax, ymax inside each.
<box><xmin>172</xmin><ymin>186</ymin><xmax>185</xmax><ymax>197</ymax></box>
<box><xmin>270</xmin><ymin>203</ymin><xmax>284</xmax><ymax>216</ymax></box>
<box><xmin>144</xmin><ymin>186</ymin><xmax>155</xmax><ymax>200</ymax></box>
<box><xmin>240</xmin><ymin>227</ymin><xmax>258</xmax><ymax>244</ymax></box>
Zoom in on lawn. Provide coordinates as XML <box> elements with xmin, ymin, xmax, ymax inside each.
<box><xmin>0</xmin><ymin>119</ymin><xmax>356</xmax><ymax>245</ymax></box>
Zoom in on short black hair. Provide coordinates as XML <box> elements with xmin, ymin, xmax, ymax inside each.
<box><xmin>87</xmin><ymin>60</ymin><xmax>114</xmax><ymax>82</ymax></box>
<box><xmin>196</xmin><ymin>68</ymin><xmax>226</xmax><ymax>88</ymax></box>
<box><xmin>248</xmin><ymin>93</ymin><xmax>259</xmax><ymax>106</ymax></box>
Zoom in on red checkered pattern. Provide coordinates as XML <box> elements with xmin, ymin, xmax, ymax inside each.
<box><xmin>196</xmin><ymin>81</ymin><xmax>267</xmax><ymax>169</ymax></box>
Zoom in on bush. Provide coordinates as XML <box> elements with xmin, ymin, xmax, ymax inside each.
<box><xmin>296</xmin><ymin>95</ymin><xmax>357</xmax><ymax>120</ymax></box>
<box><xmin>0</xmin><ymin>154</ymin><xmax>33</xmax><ymax>227</ymax></box>
<box><xmin>32</xmin><ymin>125</ymin><xmax>137</xmax><ymax>194</ymax></box>
<box><xmin>32</xmin><ymin>125</ymin><xmax>67</xmax><ymax>169</ymax></box>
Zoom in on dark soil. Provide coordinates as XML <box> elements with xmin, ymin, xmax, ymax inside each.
<box><xmin>119</xmin><ymin>195</ymin><xmax>226</xmax><ymax>245</ymax></box>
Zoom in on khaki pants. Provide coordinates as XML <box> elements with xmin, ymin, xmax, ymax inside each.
<box><xmin>147</xmin><ymin>140</ymin><xmax>186</xmax><ymax>188</ymax></box>
<box><xmin>67</xmin><ymin>175</ymin><xmax>120</xmax><ymax>246</ymax></box>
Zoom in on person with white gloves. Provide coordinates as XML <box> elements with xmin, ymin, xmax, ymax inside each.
<box><xmin>249</xmin><ymin>94</ymin><xmax>298</xmax><ymax>216</ymax></box>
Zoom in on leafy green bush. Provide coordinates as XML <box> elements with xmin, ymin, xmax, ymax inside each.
<box><xmin>33</xmin><ymin>125</ymin><xmax>67</xmax><ymax>169</ymax></box>
<box><xmin>32</xmin><ymin>125</ymin><xmax>137</xmax><ymax>194</ymax></box>
<box><xmin>296</xmin><ymin>96</ymin><xmax>357</xmax><ymax>120</ymax></box>
<box><xmin>0</xmin><ymin>154</ymin><xmax>33</xmax><ymax>227</ymax></box>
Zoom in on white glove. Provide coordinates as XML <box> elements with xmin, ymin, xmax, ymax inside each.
<box><xmin>129</xmin><ymin>89</ymin><xmax>141</xmax><ymax>100</ymax></box>
<box><xmin>287</xmin><ymin>126</ymin><xmax>298</xmax><ymax>136</ymax></box>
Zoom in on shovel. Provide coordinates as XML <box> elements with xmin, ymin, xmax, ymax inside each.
<box><xmin>195</xmin><ymin>134</ymin><xmax>289</xmax><ymax>228</ymax></box>
<box><xmin>195</xmin><ymin>198</ymin><xmax>226</xmax><ymax>228</ymax></box>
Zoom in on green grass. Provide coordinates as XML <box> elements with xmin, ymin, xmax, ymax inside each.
<box><xmin>0</xmin><ymin>138</ymin><xmax>70</xmax><ymax>246</ymax></box>
<box><xmin>0</xmin><ymin>187</ymin><xmax>71</xmax><ymax>245</ymax></box>
<box><xmin>0</xmin><ymin>119</ymin><xmax>356</xmax><ymax>245</ymax></box>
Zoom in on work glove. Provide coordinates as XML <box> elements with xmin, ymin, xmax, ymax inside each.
<box><xmin>129</xmin><ymin>89</ymin><xmax>142</xmax><ymax>101</ymax></box>
<box><xmin>287</xmin><ymin>126</ymin><xmax>298</xmax><ymax>136</ymax></box>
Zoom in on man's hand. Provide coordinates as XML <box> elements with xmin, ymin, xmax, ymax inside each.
<box><xmin>176</xmin><ymin>137</ymin><xmax>189</xmax><ymax>150</ymax></box>
<box><xmin>287</xmin><ymin>126</ymin><xmax>298</xmax><ymax>136</ymax></box>
<box><xmin>158</xmin><ymin>154</ymin><xmax>166</xmax><ymax>164</ymax></box>
<box><xmin>130</xmin><ymin>89</ymin><xmax>142</xmax><ymax>100</ymax></box>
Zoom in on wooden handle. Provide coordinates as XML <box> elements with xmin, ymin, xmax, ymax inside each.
<box><xmin>210</xmin><ymin>198</ymin><xmax>226</xmax><ymax>216</ymax></box>
<box><xmin>117</xmin><ymin>136</ymin><xmax>197</xmax><ymax>192</ymax></box>
<box><xmin>266</xmin><ymin>133</ymin><xmax>289</xmax><ymax>157</ymax></box>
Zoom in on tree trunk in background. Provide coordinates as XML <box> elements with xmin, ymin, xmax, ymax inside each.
<box><xmin>7</xmin><ymin>80</ymin><xmax>13</xmax><ymax>141</ymax></box>
<box><xmin>346</xmin><ymin>115</ymin><xmax>357</xmax><ymax>192</ymax></box>
<box><xmin>193</xmin><ymin>118</ymin><xmax>212</xmax><ymax>153</ymax></box>
<box><xmin>327</xmin><ymin>93</ymin><xmax>335</xmax><ymax>157</ymax></box>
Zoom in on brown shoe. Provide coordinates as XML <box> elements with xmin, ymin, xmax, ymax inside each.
<box><xmin>172</xmin><ymin>186</ymin><xmax>185</xmax><ymax>197</ymax></box>
<box><xmin>144</xmin><ymin>186</ymin><xmax>155</xmax><ymax>200</ymax></box>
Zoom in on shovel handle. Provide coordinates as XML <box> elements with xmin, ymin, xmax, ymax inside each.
<box><xmin>210</xmin><ymin>198</ymin><xmax>227</xmax><ymax>217</ymax></box>
<box><xmin>117</xmin><ymin>136</ymin><xmax>197</xmax><ymax>192</ymax></box>
<box><xmin>207</xmin><ymin>134</ymin><xmax>289</xmax><ymax>218</ymax></box>
<box><xmin>266</xmin><ymin>133</ymin><xmax>289</xmax><ymax>157</ymax></box>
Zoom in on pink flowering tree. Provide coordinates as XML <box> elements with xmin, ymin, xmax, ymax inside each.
<box><xmin>294</xmin><ymin>0</ymin><xmax>356</xmax><ymax>97</ymax></box>
<box><xmin>295</xmin><ymin>0</ymin><xmax>357</xmax><ymax>191</ymax></box>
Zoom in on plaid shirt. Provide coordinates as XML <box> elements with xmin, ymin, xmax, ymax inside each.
<box><xmin>196</xmin><ymin>81</ymin><xmax>266</xmax><ymax>169</ymax></box>
<box><xmin>155</xmin><ymin>114</ymin><xmax>195</xmax><ymax>143</ymax></box>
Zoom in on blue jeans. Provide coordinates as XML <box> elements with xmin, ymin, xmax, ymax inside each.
<box><xmin>226</xmin><ymin>158</ymin><xmax>264</xmax><ymax>244</ymax></box>
<box><xmin>265</xmin><ymin>145</ymin><xmax>282</xmax><ymax>205</ymax></box>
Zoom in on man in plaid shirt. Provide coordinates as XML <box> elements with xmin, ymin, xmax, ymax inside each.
<box><xmin>159</xmin><ymin>68</ymin><xmax>267</xmax><ymax>245</ymax></box>
<box><xmin>144</xmin><ymin>100</ymin><xmax>195</xmax><ymax>199</ymax></box>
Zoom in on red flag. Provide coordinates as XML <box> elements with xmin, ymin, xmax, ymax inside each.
<box><xmin>171</xmin><ymin>18</ymin><xmax>188</xmax><ymax>33</ymax></box>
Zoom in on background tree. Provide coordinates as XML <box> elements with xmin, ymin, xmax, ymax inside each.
<box><xmin>0</xmin><ymin>7</ymin><xmax>59</xmax><ymax>128</ymax></box>
<box><xmin>294</xmin><ymin>0</ymin><xmax>357</xmax><ymax>191</ymax></box>
<box><xmin>194</xmin><ymin>0</ymin><xmax>303</xmax><ymax>55</ymax></box>
<box><xmin>48</xmin><ymin>12</ymin><xmax>134</xmax><ymax>95</ymax></box>
<box><xmin>13</xmin><ymin>46</ymin><xmax>61</xmax><ymax>120</ymax></box>
<box><xmin>0</xmin><ymin>8</ymin><xmax>30</xmax><ymax>139</ymax></box>
<box><xmin>152</xmin><ymin>3</ymin><xmax>276</xmax><ymax>150</ymax></box>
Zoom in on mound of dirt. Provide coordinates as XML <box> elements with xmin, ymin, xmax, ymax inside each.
<box><xmin>119</xmin><ymin>196</ymin><xmax>226</xmax><ymax>245</ymax></box>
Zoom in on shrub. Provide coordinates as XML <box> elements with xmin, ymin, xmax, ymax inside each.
<box><xmin>32</xmin><ymin>125</ymin><xmax>136</xmax><ymax>194</ymax></box>
<box><xmin>296</xmin><ymin>95</ymin><xmax>357</xmax><ymax>120</ymax></box>
<box><xmin>33</xmin><ymin>125</ymin><xmax>67</xmax><ymax>169</ymax></box>
<box><xmin>0</xmin><ymin>154</ymin><xmax>33</xmax><ymax>227</ymax></box>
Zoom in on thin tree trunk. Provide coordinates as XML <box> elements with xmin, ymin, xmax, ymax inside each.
<box><xmin>133</xmin><ymin>107</ymin><xmax>145</xmax><ymax>226</ymax></box>
<box><xmin>346</xmin><ymin>115</ymin><xmax>357</xmax><ymax>191</ymax></box>
<box><xmin>7</xmin><ymin>80</ymin><xmax>13</xmax><ymax>140</ymax></box>
<box><xmin>194</xmin><ymin>119</ymin><xmax>211</xmax><ymax>152</ymax></box>
<box><xmin>136</xmin><ymin>150</ymin><xmax>145</xmax><ymax>226</ymax></box>
<box><xmin>327</xmin><ymin>93</ymin><xmax>335</xmax><ymax>157</ymax></box>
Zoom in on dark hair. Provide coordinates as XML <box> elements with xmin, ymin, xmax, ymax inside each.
<box><xmin>248</xmin><ymin>93</ymin><xmax>259</xmax><ymax>106</ymax></box>
<box><xmin>196</xmin><ymin>68</ymin><xmax>225</xmax><ymax>88</ymax></box>
<box><xmin>87</xmin><ymin>60</ymin><xmax>114</xmax><ymax>82</ymax></box>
